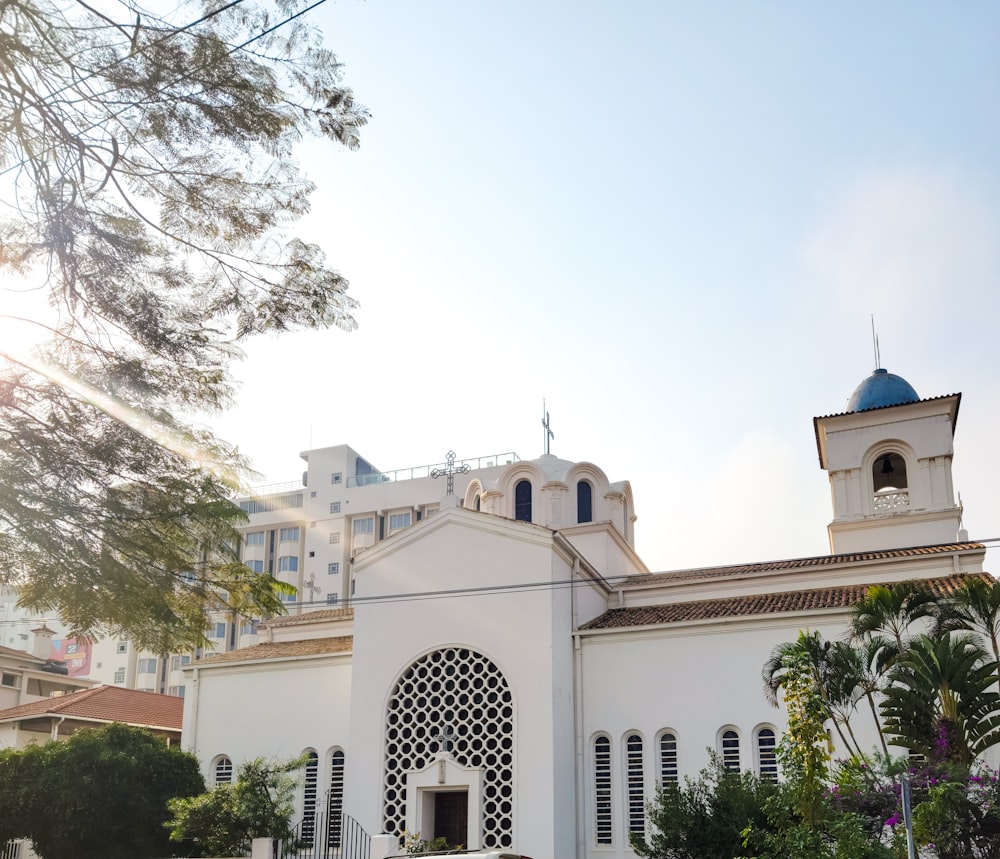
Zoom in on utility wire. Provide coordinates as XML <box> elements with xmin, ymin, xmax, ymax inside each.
<box><xmin>277</xmin><ymin>538</ymin><xmax>1000</xmax><ymax>610</ymax></box>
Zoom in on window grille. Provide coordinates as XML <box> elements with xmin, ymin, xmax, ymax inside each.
<box><xmin>328</xmin><ymin>751</ymin><xmax>345</xmax><ymax>848</ymax></box>
<box><xmin>659</xmin><ymin>732</ymin><xmax>678</xmax><ymax>785</ymax></box>
<box><xmin>594</xmin><ymin>736</ymin><xmax>612</xmax><ymax>845</ymax></box>
<box><xmin>757</xmin><ymin>728</ymin><xmax>778</xmax><ymax>781</ymax></box>
<box><xmin>721</xmin><ymin>730</ymin><xmax>740</xmax><ymax>772</ymax></box>
<box><xmin>626</xmin><ymin>733</ymin><xmax>645</xmax><ymax>836</ymax></box>
<box><xmin>301</xmin><ymin>751</ymin><xmax>319</xmax><ymax>846</ymax></box>
<box><xmin>214</xmin><ymin>756</ymin><xmax>233</xmax><ymax>785</ymax></box>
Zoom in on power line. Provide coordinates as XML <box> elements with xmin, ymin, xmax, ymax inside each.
<box><xmin>280</xmin><ymin>538</ymin><xmax>1000</xmax><ymax>611</ymax></box>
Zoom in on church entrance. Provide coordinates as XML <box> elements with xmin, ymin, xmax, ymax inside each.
<box><xmin>433</xmin><ymin>791</ymin><xmax>468</xmax><ymax>848</ymax></box>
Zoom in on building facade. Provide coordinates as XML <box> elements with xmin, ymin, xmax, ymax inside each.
<box><xmin>182</xmin><ymin>368</ymin><xmax>994</xmax><ymax>859</ymax></box>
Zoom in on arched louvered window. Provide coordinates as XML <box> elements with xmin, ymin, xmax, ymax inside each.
<box><xmin>301</xmin><ymin>751</ymin><xmax>319</xmax><ymax>846</ymax></box>
<box><xmin>594</xmin><ymin>736</ymin><xmax>612</xmax><ymax>845</ymax></box>
<box><xmin>721</xmin><ymin>729</ymin><xmax>740</xmax><ymax>772</ymax></box>
<box><xmin>658</xmin><ymin>732</ymin><xmax>678</xmax><ymax>785</ymax></box>
<box><xmin>213</xmin><ymin>755</ymin><xmax>233</xmax><ymax>785</ymax></box>
<box><xmin>514</xmin><ymin>480</ymin><xmax>532</xmax><ymax>522</ymax></box>
<box><xmin>327</xmin><ymin>750</ymin><xmax>345</xmax><ymax>848</ymax></box>
<box><xmin>625</xmin><ymin>733</ymin><xmax>645</xmax><ymax>836</ymax></box>
<box><xmin>756</xmin><ymin>728</ymin><xmax>778</xmax><ymax>782</ymax></box>
<box><xmin>577</xmin><ymin>481</ymin><xmax>593</xmax><ymax>523</ymax></box>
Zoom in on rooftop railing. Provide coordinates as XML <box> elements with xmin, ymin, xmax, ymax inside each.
<box><xmin>242</xmin><ymin>452</ymin><xmax>521</xmax><ymax>497</ymax></box>
<box><xmin>347</xmin><ymin>452</ymin><xmax>520</xmax><ymax>487</ymax></box>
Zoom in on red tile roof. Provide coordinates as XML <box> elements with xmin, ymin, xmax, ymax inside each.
<box><xmin>630</xmin><ymin>543</ymin><xmax>985</xmax><ymax>587</ymax></box>
<box><xmin>0</xmin><ymin>685</ymin><xmax>183</xmax><ymax>730</ymax></box>
<box><xmin>264</xmin><ymin>608</ymin><xmax>354</xmax><ymax>628</ymax></box>
<box><xmin>581</xmin><ymin>573</ymin><xmax>993</xmax><ymax>630</ymax></box>
<box><xmin>0</xmin><ymin>644</ymin><xmax>41</xmax><ymax>663</ymax></box>
<box><xmin>196</xmin><ymin>636</ymin><xmax>353</xmax><ymax>664</ymax></box>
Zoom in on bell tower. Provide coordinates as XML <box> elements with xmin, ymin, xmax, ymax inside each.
<box><xmin>814</xmin><ymin>368</ymin><xmax>963</xmax><ymax>554</ymax></box>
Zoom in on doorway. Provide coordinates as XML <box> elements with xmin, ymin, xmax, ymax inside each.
<box><xmin>434</xmin><ymin>791</ymin><xmax>468</xmax><ymax>848</ymax></box>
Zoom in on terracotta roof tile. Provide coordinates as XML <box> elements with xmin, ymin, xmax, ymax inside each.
<box><xmin>0</xmin><ymin>685</ymin><xmax>183</xmax><ymax>729</ymax></box>
<box><xmin>196</xmin><ymin>635</ymin><xmax>353</xmax><ymax>665</ymax></box>
<box><xmin>580</xmin><ymin>573</ymin><xmax>993</xmax><ymax>631</ymax></box>
<box><xmin>263</xmin><ymin>608</ymin><xmax>354</xmax><ymax>628</ymax></box>
<box><xmin>0</xmin><ymin>644</ymin><xmax>41</xmax><ymax>663</ymax></box>
<box><xmin>628</xmin><ymin>543</ymin><xmax>985</xmax><ymax>586</ymax></box>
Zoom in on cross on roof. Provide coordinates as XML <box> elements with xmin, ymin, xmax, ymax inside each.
<box><xmin>542</xmin><ymin>399</ymin><xmax>554</xmax><ymax>455</ymax></box>
<box><xmin>303</xmin><ymin>573</ymin><xmax>320</xmax><ymax>601</ymax></box>
<box><xmin>430</xmin><ymin>451</ymin><xmax>471</xmax><ymax>496</ymax></box>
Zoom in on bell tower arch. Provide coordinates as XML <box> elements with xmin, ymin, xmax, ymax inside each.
<box><xmin>814</xmin><ymin>368</ymin><xmax>963</xmax><ymax>553</ymax></box>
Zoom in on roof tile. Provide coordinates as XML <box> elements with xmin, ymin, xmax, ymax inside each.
<box><xmin>0</xmin><ymin>685</ymin><xmax>183</xmax><ymax>729</ymax></box>
<box><xmin>581</xmin><ymin>573</ymin><xmax>993</xmax><ymax>630</ymax></box>
<box><xmin>196</xmin><ymin>636</ymin><xmax>353</xmax><ymax>664</ymax></box>
<box><xmin>630</xmin><ymin>543</ymin><xmax>984</xmax><ymax>586</ymax></box>
<box><xmin>263</xmin><ymin>608</ymin><xmax>354</xmax><ymax>628</ymax></box>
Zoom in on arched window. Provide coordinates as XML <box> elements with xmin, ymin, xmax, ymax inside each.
<box><xmin>213</xmin><ymin>755</ymin><xmax>233</xmax><ymax>785</ymax></box>
<box><xmin>327</xmin><ymin>750</ymin><xmax>345</xmax><ymax>849</ymax></box>
<box><xmin>594</xmin><ymin>735</ymin><xmax>612</xmax><ymax>845</ymax></box>
<box><xmin>625</xmin><ymin>733</ymin><xmax>645</xmax><ymax>837</ymax></box>
<box><xmin>383</xmin><ymin>647</ymin><xmax>514</xmax><ymax>848</ymax></box>
<box><xmin>301</xmin><ymin>751</ymin><xmax>319</xmax><ymax>845</ymax></box>
<box><xmin>658</xmin><ymin>731</ymin><xmax>678</xmax><ymax>786</ymax></box>
<box><xmin>577</xmin><ymin>481</ymin><xmax>593</xmax><ymax>523</ymax></box>
<box><xmin>873</xmin><ymin>451</ymin><xmax>908</xmax><ymax>492</ymax></box>
<box><xmin>721</xmin><ymin>729</ymin><xmax>740</xmax><ymax>772</ymax></box>
<box><xmin>756</xmin><ymin>728</ymin><xmax>778</xmax><ymax>781</ymax></box>
<box><xmin>872</xmin><ymin>451</ymin><xmax>910</xmax><ymax>512</ymax></box>
<box><xmin>474</xmin><ymin>494</ymin><xmax>481</xmax><ymax>511</ymax></box>
<box><xmin>514</xmin><ymin>479</ymin><xmax>532</xmax><ymax>522</ymax></box>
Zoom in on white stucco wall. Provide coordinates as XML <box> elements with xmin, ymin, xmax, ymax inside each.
<box><xmin>183</xmin><ymin>655</ymin><xmax>352</xmax><ymax>781</ymax></box>
<box><xmin>347</xmin><ymin>511</ymin><xmax>578</xmax><ymax>858</ymax></box>
<box><xmin>579</xmin><ymin>611</ymin><xmax>874</xmax><ymax>858</ymax></box>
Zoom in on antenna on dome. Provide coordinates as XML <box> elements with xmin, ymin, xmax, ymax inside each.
<box><xmin>870</xmin><ymin>315</ymin><xmax>882</xmax><ymax>370</ymax></box>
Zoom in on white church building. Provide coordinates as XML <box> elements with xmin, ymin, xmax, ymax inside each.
<box><xmin>181</xmin><ymin>367</ymin><xmax>991</xmax><ymax>859</ymax></box>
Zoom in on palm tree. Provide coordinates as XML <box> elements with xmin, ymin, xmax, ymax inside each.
<box><xmin>849</xmin><ymin>580</ymin><xmax>938</xmax><ymax>665</ymax></box>
<box><xmin>825</xmin><ymin>639</ymin><xmax>892</xmax><ymax>758</ymax></box>
<box><xmin>880</xmin><ymin>632</ymin><xmax>1000</xmax><ymax>769</ymax></box>
<box><xmin>939</xmin><ymin>578</ymin><xmax>1000</xmax><ymax>687</ymax></box>
<box><xmin>763</xmin><ymin>631</ymin><xmax>860</xmax><ymax>758</ymax></box>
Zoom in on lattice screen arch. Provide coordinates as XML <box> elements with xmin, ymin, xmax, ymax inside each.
<box><xmin>382</xmin><ymin>646</ymin><xmax>515</xmax><ymax>848</ymax></box>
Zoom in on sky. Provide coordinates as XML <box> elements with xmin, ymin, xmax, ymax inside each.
<box><xmin>204</xmin><ymin>1</ymin><xmax>1000</xmax><ymax>574</ymax></box>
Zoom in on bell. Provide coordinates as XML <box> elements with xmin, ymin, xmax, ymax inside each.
<box><xmin>880</xmin><ymin>455</ymin><xmax>894</xmax><ymax>475</ymax></box>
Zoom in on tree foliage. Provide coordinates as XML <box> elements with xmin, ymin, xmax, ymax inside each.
<box><xmin>0</xmin><ymin>723</ymin><xmax>205</xmax><ymax>859</ymax></box>
<box><xmin>166</xmin><ymin>755</ymin><xmax>304</xmax><ymax>856</ymax></box>
<box><xmin>630</xmin><ymin>755</ymin><xmax>779</xmax><ymax>859</ymax></box>
<box><xmin>880</xmin><ymin>633</ymin><xmax>1000</xmax><ymax>768</ymax></box>
<box><xmin>0</xmin><ymin>0</ymin><xmax>367</xmax><ymax>649</ymax></box>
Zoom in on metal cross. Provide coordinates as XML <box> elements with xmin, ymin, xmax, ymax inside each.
<box><xmin>431</xmin><ymin>451</ymin><xmax>470</xmax><ymax>496</ymax></box>
<box><xmin>542</xmin><ymin>399</ymin><xmax>554</xmax><ymax>455</ymax></box>
<box><xmin>303</xmin><ymin>573</ymin><xmax>320</xmax><ymax>602</ymax></box>
<box><xmin>434</xmin><ymin>725</ymin><xmax>455</xmax><ymax>754</ymax></box>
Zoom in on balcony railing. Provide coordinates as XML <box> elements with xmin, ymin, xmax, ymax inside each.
<box><xmin>347</xmin><ymin>452</ymin><xmax>520</xmax><ymax>488</ymax></box>
<box><xmin>873</xmin><ymin>489</ymin><xmax>909</xmax><ymax>514</ymax></box>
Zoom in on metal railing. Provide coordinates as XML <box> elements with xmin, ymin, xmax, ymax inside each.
<box><xmin>1</xmin><ymin>840</ymin><xmax>21</xmax><ymax>859</ymax></box>
<box><xmin>348</xmin><ymin>452</ymin><xmax>520</xmax><ymax>488</ymax></box>
<box><xmin>286</xmin><ymin>811</ymin><xmax>370</xmax><ymax>859</ymax></box>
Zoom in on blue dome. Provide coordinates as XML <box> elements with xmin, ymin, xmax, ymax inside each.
<box><xmin>847</xmin><ymin>368</ymin><xmax>920</xmax><ymax>412</ymax></box>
